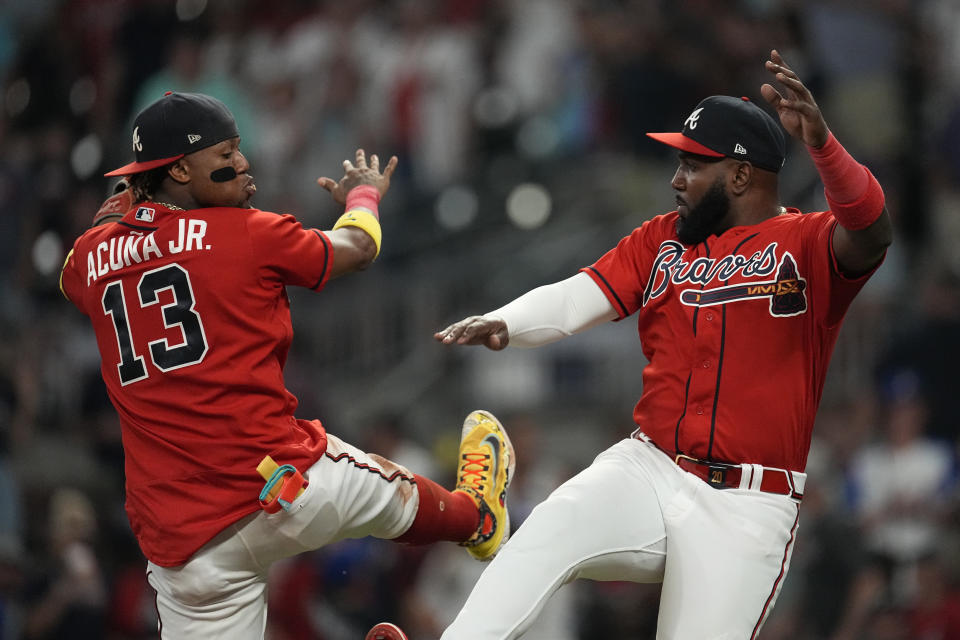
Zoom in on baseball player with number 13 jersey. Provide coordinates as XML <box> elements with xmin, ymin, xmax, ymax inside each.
<box><xmin>61</xmin><ymin>91</ymin><xmax>515</xmax><ymax>639</ymax></box>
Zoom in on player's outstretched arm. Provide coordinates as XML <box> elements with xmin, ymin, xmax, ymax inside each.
<box><xmin>435</xmin><ymin>315</ymin><xmax>510</xmax><ymax>350</ymax></box>
<box><xmin>761</xmin><ymin>49</ymin><xmax>892</xmax><ymax>276</ymax></box>
<box><xmin>317</xmin><ymin>149</ymin><xmax>398</xmax><ymax>279</ymax></box>
<box><xmin>435</xmin><ymin>273</ymin><xmax>618</xmax><ymax>351</ymax></box>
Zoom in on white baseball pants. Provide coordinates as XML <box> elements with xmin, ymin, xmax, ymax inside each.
<box><xmin>442</xmin><ymin>437</ymin><xmax>802</xmax><ymax>640</ymax></box>
<box><xmin>146</xmin><ymin>434</ymin><xmax>419</xmax><ymax>639</ymax></box>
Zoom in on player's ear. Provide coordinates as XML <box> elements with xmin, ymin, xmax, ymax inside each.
<box><xmin>167</xmin><ymin>160</ymin><xmax>190</xmax><ymax>185</ymax></box>
<box><xmin>729</xmin><ymin>161</ymin><xmax>752</xmax><ymax>195</ymax></box>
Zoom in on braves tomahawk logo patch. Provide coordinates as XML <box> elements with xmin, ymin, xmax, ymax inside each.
<box><xmin>645</xmin><ymin>241</ymin><xmax>807</xmax><ymax>317</ymax></box>
<box><xmin>679</xmin><ymin>253</ymin><xmax>806</xmax><ymax>316</ymax></box>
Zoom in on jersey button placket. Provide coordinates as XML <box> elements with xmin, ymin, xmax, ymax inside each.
<box><xmin>684</xmin><ymin>301</ymin><xmax>721</xmax><ymax>448</ymax></box>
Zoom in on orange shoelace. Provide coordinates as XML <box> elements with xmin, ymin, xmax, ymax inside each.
<box><xmin>459</xmin><ymin>452</ymin><xmax>490</xmax><ymax>492</ymax></box>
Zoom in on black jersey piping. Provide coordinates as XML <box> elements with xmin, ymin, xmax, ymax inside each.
<box><xmin>310</xmin><ymin>229</ymin><xmax>332</xmax><ymax>290</ymax></box>
<box><xmin>706</xmin><ymin>233</ymin><xmax>757</xmax><ymax>459</ymax></box>
<box><xmin>674</xmin><ymin>373</ymin><xmax>693</xmax><ymax>454</ymax></box>
<box><xmin>117</xmin><ymin>221</ymin><xmax>159</xmax><ymax>232</ymax></box>
<box><xmin>584</xmin><ymin>266</ymin><xmax>629</xmax><ymax>317</ymax></box>
<box><xmin>675</xmin><ymin>239</ymin><xmax>709</xmax><ymax>454</ymax></box>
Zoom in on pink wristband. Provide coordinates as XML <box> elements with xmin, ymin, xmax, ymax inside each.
<box><xmin>808</xmin><ymin>132</ymin><xmax>885</xmax><ymax>230</ymax></box>
<box><xmin>345</xmin><ymin>185</ymin><xmax>381</xmax><ymax>220</ymax></box>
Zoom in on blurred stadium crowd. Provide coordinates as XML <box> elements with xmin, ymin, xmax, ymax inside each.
<box><xmin>1</xmin><ymin>0</ymin><xmax>960</xmax><ymax>638</ymax></box>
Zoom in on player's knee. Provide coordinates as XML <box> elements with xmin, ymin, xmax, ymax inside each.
<box><xmin>159</xmin><ymin>557</ymin><xmax>237</xmax><ymax>606</ymax></box>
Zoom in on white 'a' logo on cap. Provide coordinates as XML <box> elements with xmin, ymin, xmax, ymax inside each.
<box><xmin>188</xmin><ymin>134</ymin><xmax>202</xmax><ymax>144</ymax></box>
<box><xmin>132</xmin><ymin>126</ymin><xmax>142</xmax><ymax>152</ymax></box>
<box><xmin>684</xmin><ymin>108</ymin><xmax>705</xmax><ymax>130</ymax></box>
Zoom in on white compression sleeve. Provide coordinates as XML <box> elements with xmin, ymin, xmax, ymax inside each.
<box><xmin>485</xmin><ymin>272</ymin><xmax>619</xmax><ymax>348</ymax></box>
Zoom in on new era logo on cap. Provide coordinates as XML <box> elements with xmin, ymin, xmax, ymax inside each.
<box><xmin>646</xmin><ymin>95</ymin><xmax>786</xmax><ymax>173</ymax></box>
<box><xmin>188</xmin><ymin>134</ymin><xmax>202</xmax><ymax>144</ymax></box>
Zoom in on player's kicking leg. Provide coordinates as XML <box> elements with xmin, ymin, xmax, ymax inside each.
<box><xmin>441</xmin><ymin>438</ymin><xmax>670</xmax><ymax>640</ymax></box>
<box><xmin>390</xmin><ymin>409</ymin><xmax>515</xmax><ymax>560</ymax></box>
<box><xmin>362</xmin><ymin>411</ymin><xmax>514</xmax><ymax>640</ymax></box>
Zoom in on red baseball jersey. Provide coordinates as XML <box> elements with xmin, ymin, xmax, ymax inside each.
<box><xmin>61</xmin><ymin>203</ymin><xmax>333</xmax><ymax>566</ymax></box>
<box><xmin>582</xmin><ymin>209</ymin><xmax>880</xmax><ymax>472</ymax></box>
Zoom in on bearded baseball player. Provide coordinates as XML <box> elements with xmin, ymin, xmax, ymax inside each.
<box><xmin>59</xmin><ymin>92</ymin><xmax>515</xmax><ymax>639</ymax></box>
<box><xmin>381</xmin><ymin>49</ymin><xmax>893</xmax><ymax>640</ymax></box>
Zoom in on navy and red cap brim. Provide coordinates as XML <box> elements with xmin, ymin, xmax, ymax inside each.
<box><xmin>644</xmin><ymin>132</ymin><xmax>725</xmax><ymax>158</ymax></box>
<box><xmin>645</xmin><ymin>95</ymin><xmax>786</xmax><ymax>172</ymax></box>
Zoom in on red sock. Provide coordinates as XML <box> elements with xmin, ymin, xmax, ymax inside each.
<box><xmin>395</xmin><ymin>475</ymin><xmax>479</xmax><ymax>545</ymax></box>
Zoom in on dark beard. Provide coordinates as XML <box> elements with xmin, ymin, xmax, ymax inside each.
<box><xmin>675</xmin><ymin>179</ymin><xmax>730</xmax><ymax>245</ymax></box>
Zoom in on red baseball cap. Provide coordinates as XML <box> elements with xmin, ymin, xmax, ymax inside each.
<box><xmin>105</xmin><ymin>92</ymin><xmax>239</xmax><ymax>177</ymax></box>
<box><xmin>647</xmin><ymin>96</ymin><xmax>786</xmax><ymax>173</ymax></box>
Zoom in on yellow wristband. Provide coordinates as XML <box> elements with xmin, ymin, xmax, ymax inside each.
<box><xmin>332</xmin><ymin>209</ymin><xmax>382</xmax><ymax>259</ymax></box>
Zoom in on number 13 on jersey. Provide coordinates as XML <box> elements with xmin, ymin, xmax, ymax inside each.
<box><xmin>101</xmin><ymin>263</ymin><xmax>209</xmax><ymax>385</ymax></box>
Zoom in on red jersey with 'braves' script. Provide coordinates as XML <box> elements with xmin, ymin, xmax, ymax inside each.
<box><xmin>60</xmin><ymin>203</ymin><xmax>333</xmax><ymax>567</ymax></box>
<box><xmin>582</xmin><ymin>209</ymin><xmax>880</xmax><ymax>473</ymax></box>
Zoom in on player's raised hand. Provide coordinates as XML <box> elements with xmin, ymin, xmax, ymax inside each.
<box><xmin>435</xmin><ymin>315</ymin><xmax>510</xmax><ymax>351</ymax></box>
<box><xmin>317</xmin><ymin>149</ymin><xmax>399</xmax><ymax>204</ymax></box>
<box><xmin>760</xmin><ymin>49</ymin><xmax>829</xmax><ymax>148</ymax></box>
<box><xmin>92</xmin><ymin>177</ymin><xmax>133</xmax><ymax>227</ymax></box>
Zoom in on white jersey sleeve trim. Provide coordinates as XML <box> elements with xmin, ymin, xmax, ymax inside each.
<box><xmin>484</xmin><ymin>272</ymin><xmax>618</xmax><ymax>348</ymax></box>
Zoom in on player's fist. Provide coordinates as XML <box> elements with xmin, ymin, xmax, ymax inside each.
<box><xmin>92</xmin><ymin>178</ymin><xmax>133</xmax><ymax>227</ymax></box>
<box><xmin>317</xmin><ymin>149</ymin><xmax>398</xmax><ymax>205</ymax></box>
<box><xmin>435</xmin><ymin>315</ymin><xmax>510</xmax><ymax>351</ymax></box>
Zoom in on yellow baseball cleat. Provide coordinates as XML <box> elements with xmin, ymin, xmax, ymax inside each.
<box><xmin>455</xmin><ymin>410</ymin><xmax>515</xmax><ymax>561</ymax></box>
